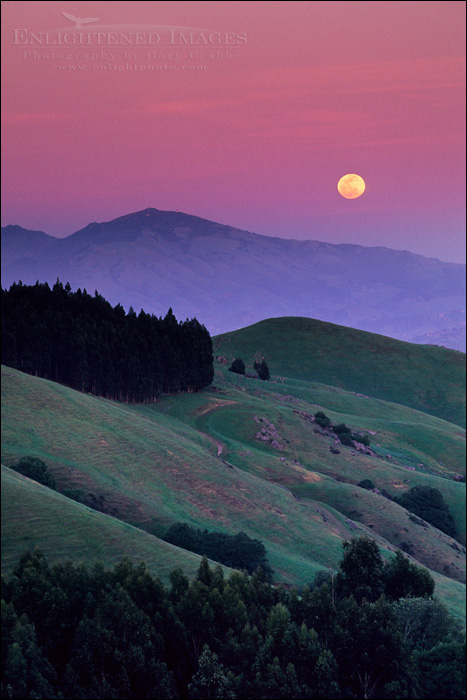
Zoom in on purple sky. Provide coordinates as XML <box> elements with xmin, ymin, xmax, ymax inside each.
<box><xmin>1</xmin><ymin>1</ymin><xmax>466</xmax><ymax>262</ymax></box>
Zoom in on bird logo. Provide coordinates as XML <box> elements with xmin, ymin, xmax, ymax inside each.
<box><xmin>62</xmin><ymin>12</ymin><xmax>99</xmax><ymax>29</ymax></box>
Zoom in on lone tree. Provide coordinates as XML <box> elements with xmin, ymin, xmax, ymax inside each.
<box><xmin>228</xmin><ymin>358</ymin><xmax>246</xmax><ymax>375</ymax></box>
<box><xmin>394</xmin><ymin>485</ymin><xmax>456</xmax><ymax>538</ymax></box>
<box><xmin>256</xmin><ymin>358</ymin><xmax>270</xmax><ymax>381</ymax></box>
<box><xmin>335</xmin><ymin>536</ymin><xmax>385</xmax><ymax>603</ymax></box>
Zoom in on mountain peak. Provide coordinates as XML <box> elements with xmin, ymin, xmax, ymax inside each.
<box><xmin>65</xmin><ymin>207</ymin><xmax>250</xmax><ymax>247</ymax></box>
<box><xmin>1</xmin><ymin>208</ymin><xmax>465</xmax><ymax>351</ymax></box>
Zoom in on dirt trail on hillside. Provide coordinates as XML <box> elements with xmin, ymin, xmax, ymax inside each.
<box><xmin>194</xmin><ymin>399</ymin><xmax>237</xmax><ymax>457</ymax></box>
<box><xmin>200</xmin><ymin>432</ymin><xmax>225</xmax><ymax>457</ymax></box>
<box><xmin>194</xmin><ymin>400</ymin><xmax>237</xmax><ymax>416</ymax></box>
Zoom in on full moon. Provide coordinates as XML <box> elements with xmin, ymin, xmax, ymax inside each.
<box><xmin>337</xmin><ymin>173</ymin><xmax>366</xmax><ymax>199</ymax></box>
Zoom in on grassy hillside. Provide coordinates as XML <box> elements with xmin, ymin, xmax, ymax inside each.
<box><xmin>1</xmin><ymin>366</ymin><xmax>370</xmax><ymax>587</ymax></box>
<box><xmin>2</xmin><ymin>360</ymin><xmax>465</xmax><ymax>620</ymax></box>
<box><xmin>1</xmin><ymin>465</ymin><xmax>208</xmax><ymax>584</ymax></box>
<box><xmin>213</xmin><ymin>317</ymin><xmax>466</xmax><ymax>427</ymax></box>
<box><xmin>133</xmin><ymin>369</ymin><xmax>466</xmax><ymax>567</ymax></box>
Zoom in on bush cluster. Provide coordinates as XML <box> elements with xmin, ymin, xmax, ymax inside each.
<box><xmin>394</xmin><ymin>485</ymin><xmax>457</xmax><ymax>538</ymax></box>
<box><xmin>314</xmin><ymin>413</ymin><xmax>371</xmax><ymax>447</ymax></box>
<box><xmin>9</xmin><ymin>456</ymin><xmax>56</xmax><ymax>490</ymax></box>
<box><xmin>163</xmin><ymin>523</ymin><xmax>273</xmax><ymax>580</ymax></box>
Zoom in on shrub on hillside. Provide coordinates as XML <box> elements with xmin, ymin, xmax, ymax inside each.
<box><xmin>163</xmin><ymin>522</ymin><xmax>203</xmax><ymax>552</ymax></box>
<box><xmin>393</xmin><ymin>485</ymin><xmax>456</xmax><ymax>538</ymax></box>
<box><xmin>358</xmin><ymin>479</ymin><xmax>376</xmax><ymax>490</ymax></box>
<box><xmin>332</xmin><ymin>423</ymin><xmax>371</xmax><ymax>448</ymax></box>
<box><xmin>353</xmin><ymin>432</ymin><xmax>371</xmax><ymax>446</ymax></box>
<box><xmin>10</xmin><ymin>456</ymin><xmax>56</xmax><ymax>490</ymax></box>
<box><xmin>333</xmin><ymin>424</ymin><xmax>353</xmax><ymax>445</ymax></box>
<box><xmin>338</xmin><ymin>431</ymin><xmax>354</xmax><ymax>447</ymax></box>
<box><xmin>228</xmin><ymin>358</ymin><xmax>246</xmax><ymax>375</ymax></box>
<box><xmin>314</xmin><ymin>411</ymin><xmax>331</xmax><ymax>429</ymax></box>
<box><xmin>333</xmin><ymin>423</ymin><xmax>350</xmax><ymax>435</ymax></box>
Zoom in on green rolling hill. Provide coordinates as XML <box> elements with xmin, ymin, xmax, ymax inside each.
<box><xmin>1</xmin><ymin>317</ymin><xmax>465</xmax><ymax>620</ymax></box>
<box><xmin>2</xmin><ymin>366</ymin><xmax>370</xmax><ymax>587</ymax></box>
<box><xmin>213</xmin><ymin>317</ymin><xmax>466</xmax><ymax>427</ymax></box>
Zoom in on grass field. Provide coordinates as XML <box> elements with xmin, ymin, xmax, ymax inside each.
<box><xmin>1</xmin><ymin>465</ymin><xmax>210</xmax><ymax>584</ymax></box>
<box><xmin>1</xmin><ymin>317</ymin><xmax>465</xmax><ymax>620</ymax></box>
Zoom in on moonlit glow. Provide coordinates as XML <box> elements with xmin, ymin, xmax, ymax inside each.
<box><xmin>337</xmin><ymin>174</ymin><xmax>366</xmax><ymax>199</ymax></box>
<box><xmin>1</xmin><ymin>2</ymin><xmax>465</xmax><ymax>261</ymax></box>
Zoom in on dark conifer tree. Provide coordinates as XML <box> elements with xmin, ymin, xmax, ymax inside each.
<box><xmin>257</xmin><ymin>359</ymin><xmax>270</xmax><ymax>381</ymax></box>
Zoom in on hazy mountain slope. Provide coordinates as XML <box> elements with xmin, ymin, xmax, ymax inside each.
<box><xmin>1</xmin><ymin>224</ymin><xmax>56</xmax><ymax>263</ymax></box>
<box><xmin>2</xmin><ymin>208</ymin><xmax>465</xmax><ymax>349</ymax></box>
<box><xmin>214</xmin><ymin>317</ymin><xmax>466</xmax><ymax>427</ymax></box>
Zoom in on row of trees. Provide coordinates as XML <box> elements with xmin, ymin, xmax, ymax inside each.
<box><xmin>228</xmin><ymin>357</ymin><xmax>270</xmax><ymax>381</ymax></box>
<box><xmin>1</xmin><ymin>281</ymin><xmax>214</xmax><ymax>401</ymax></box>
<box><xmin>2</xmin><ymin>539</ymin><xmax>464</xmax><ymax>699</ymax></box>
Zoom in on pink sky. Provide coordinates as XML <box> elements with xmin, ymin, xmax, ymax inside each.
<box><xmin>1</xmin><ymin>1</ymin><xmax>465</xmax><ymax>262</ymax></box>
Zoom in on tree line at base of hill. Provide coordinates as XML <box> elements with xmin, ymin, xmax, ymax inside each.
<box><xmin>2</xmin><ymin>538</ymin><xmax>465</xmax><ymax>700</ymax></box>
<box><xmin>1</xmin><ymin>281</ymin><xmax>214</xmax><ymax>401</ymax></box>
<box><xmin>163</xmin><ymin>523</ymin><xmax>274</xmax><ymax>580</ymax></box>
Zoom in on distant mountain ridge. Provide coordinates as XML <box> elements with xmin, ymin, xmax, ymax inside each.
<box><xmin>1</xmin><ymin>207</ymin><xmax>465</xmax><ymax>350</ymax></box>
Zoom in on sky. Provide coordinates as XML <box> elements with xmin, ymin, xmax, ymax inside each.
<box><xmin>1</xmin><ymin>1</ymin><xmax>465</xmax><ymax>263</ymax></box>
